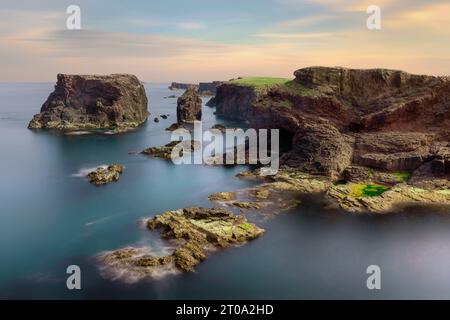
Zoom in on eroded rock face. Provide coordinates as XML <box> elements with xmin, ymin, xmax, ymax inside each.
<box><xmin>352</xmin><ymin>132</ymin><xmax>434</xmax><ymax>171</ymax></box>
<box><xmin>87</xmin><ymin>164</ymin><xmax>124</xmax><ymax>185</ymax></box>
<box><xmin>215</xmin><ymin>84</ymin><xmax>257</xmax><ymax>121</ymax></box>
<box><xmin>213</xmin><ymin>67</ymin><xmax>450</xmax><ymax>179</ymax></box>
<box><xmin>281</xmin><ymin>119</ymin><xmax>354</xmax><ymax>179</ymax></box>
<box><xmin>28</xmin><ymin>74</ymin><xmax>148</xmax><ymax>133</ymax></box>
<box><xmin>176</xmin><ymin>88</ymin><xmax>202</xmax><ymax>123</ymax></box>
<box><xmin>169</xmin><ymin>82</ymin><xmax>198</xmax><ymax>90</ymax></box>
<box><xmin>198</xmin><ymin>81</ymin><xmax>223</xmax><ymax>96</ymax></box>
<box><xmin>98</xmin><ymin>207</ymin><xmax>264</xmax><ymax>279</ymax></box>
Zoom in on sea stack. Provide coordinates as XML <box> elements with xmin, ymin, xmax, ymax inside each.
<box><xmin>28</xmin><ymin>74</ymin><xmax>149</xmax><ymax>133</ymax></box>
<box><xmin>176</xmin><ymin>87</ymin><xmax>202</xmax><ymax>123</ymax></box>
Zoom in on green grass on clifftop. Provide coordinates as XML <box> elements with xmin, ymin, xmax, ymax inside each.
<box><xmin>229</xmin><ymin>77</ymin><xmax>316</xmax><ymax>98</ymax></box>
<box><xmin>229</xmin><ymin>77</ymin><xmax>290</xmax><ymax>87</ymax></box>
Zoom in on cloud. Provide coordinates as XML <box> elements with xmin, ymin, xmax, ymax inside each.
<box><xmin>278</xmin><ymin>15</ymin><xmax>335</xmax><ymax>28</ymax></box>
<box><xmin>0</xmin><ymin>2</ymin><xmax>450</xmax><ymax>82</ymax></box>
<box><xmin>177</xmin><ymin>22</ymin><xmax>207</xmax><ymax>30</ymax></box>
<box><xmin>127</xmin><ymin>18</ymin><xmax>164</xmax><ymax>28</ymax></box>
<box><xmin>383</xmin><ymin>2</ymin><xmax>450</xmax><ymax>30</ymax></box>
<box><xmin>252</xmin><ymin>32</ymin><xmax>334</xmax><ymax>39</ymax></box>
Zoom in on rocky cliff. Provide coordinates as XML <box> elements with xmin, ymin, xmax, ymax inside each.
<box><xmin>169</xmin><ymin>82</ymin><xmax>198</xmax><ymax>90</ymax></box>
<box><xmin>214</xmin><ymin>83</ymin><xmax>257</xmax><ymax>121</ymax></box>
<box><xmin>28</xmin><ymin>74</ymin><xmax>148</xmax><ymax>133</ymax></box>
<box><xmin>177</xmin><ymin>88</ymin><xmax>202</xmax><ymax>123</ymax></box>
<box><xmin>213</xmin><ymin>67</ymin><xmax>450</xmax><ymax>180</ymax></box>
<box><xmin>198</xmin><ymin>81</ymin><xmax>223</xmax><ymax>96</ymax></box>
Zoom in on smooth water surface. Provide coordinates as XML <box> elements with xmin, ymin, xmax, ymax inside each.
<box><xmin>1</xmin><ymin>83</ymin><xmax>450</xmax><ymax>299</ymax></box>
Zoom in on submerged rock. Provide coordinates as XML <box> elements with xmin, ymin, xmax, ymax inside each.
<box><xmin>177</xmin><ymin>88</ymin><xmax>202</xmax><ymax>123</ymax></box>
<box><xmin>28</xmin><ymin>74</ymin><xmax>148</xmax><ymax>133</ymax></box>
<box><xmin>87</xmin><ymin>164</ymin><xmax>124</xmax><ymax>185</ymax></box>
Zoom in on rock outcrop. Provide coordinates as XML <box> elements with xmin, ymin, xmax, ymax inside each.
<box><xmin>327</xmin><ymin>183</ymin><xmax>450</xmax><ymax>213</ymax></box>
<box><xmin>28</xmin><ymin>74</ymin><xmax>148</xmax><ymax>133</ymax></box>
<box><xmin>141</xmin><ymin>140</ymin><xmax>201</xmax><ymax>160</ymax></box>
<box><xmin>169</xmin><ymin>81</ymin><xmax>223</xmax><ymax>95</ymax></box>
<box><xmin>176</xmin><ymin>88</ymin><xmax>202</xmax><ymax>123</ymax></box>
<box><xmin>165</xmin><ymin>122</ymin><xmax>185</xmax><ymax>131</ymax></box>
<box><xmin>148</xmin><ymin>207</ymin><xmax>264</xmax><ymax>271</ymax></box>
<box><xmin>214</xmin><ymin>84</ymin><xmax>257</xmax><ymax>121</ymax></box>
<box><xmin>198</xmin><ymin>81</ymin><xmax>223</xmax><ymax>96</ymax></box>
<box><xmin>87</xmin><ymin>164</ymin><xmax>124</xmax><ymax>185</ymax></box>
<box><xmin>169</xmin><ymin>82</ymin><xmax>198</xmax><ymax>90</ymax></box>
<box><xmin>213</xmin><ymin>67</ymin><xmax>450</xmax><ymax>179</ymax></box>
<box><xmin>233</xmin><ymin>167</ymin><xmax>450</xmax><ymax>214</ymax></box>
<box><xmin>98</xmin><ymin>207</ymin><xmax>264</xmax><ymax>280</ymax></box>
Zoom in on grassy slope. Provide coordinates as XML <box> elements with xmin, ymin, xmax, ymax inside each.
<box><xmin>228</xmin><ymin>77</ymin><xmax>316</xmax><ymax>103</ymax></box>
<box><xmin>229</xmin><ymin>77</ymin><xmax>290</xmax><ymax>87</ymax></box>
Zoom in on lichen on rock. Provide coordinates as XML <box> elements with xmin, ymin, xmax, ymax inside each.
<box><xmin>87</xmin><ymin>164</ymin><xmax>124</xmax><ymax>185</ymax></box>
<box><xmin>98</xmin><ymin>207</ymin><xmax>264</xmax><ymax>278</ymax></box>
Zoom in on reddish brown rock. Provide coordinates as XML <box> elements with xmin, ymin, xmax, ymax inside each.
<box><xmin>213</xmin><ymin>67</ymin><xmax>450</xmax><ymax>179</ymax></box>
<box><xmin>28</xmin><ymin>74</ymin><xmax>148</xmax><ymax>133</ymax></box>
<box><xmin>177</xmin><ymin>88</ymin><xmax>202</xmax><ymax>123</ymax></box>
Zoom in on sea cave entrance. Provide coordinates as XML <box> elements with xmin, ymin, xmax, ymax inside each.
<box><xmin>278</xmin><ymin>129</ymin><xmax>295</xmax><ymax>154</ymax></box>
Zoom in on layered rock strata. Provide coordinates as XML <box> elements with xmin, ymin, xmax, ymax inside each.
<box><xmin>28</xmin><ymin>74</ymin><xmax>148</xmax><ymax>133</ymax></box>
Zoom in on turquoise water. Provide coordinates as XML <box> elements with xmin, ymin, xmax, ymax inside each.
<box><xmin>1</xmin><ymin>83</ymin><xmax>450</xmax><ymax>299</ymax></box>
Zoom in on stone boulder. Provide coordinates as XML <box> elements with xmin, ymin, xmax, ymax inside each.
<box><xmin>281</xmin><ymin>119</ymin><xmax>354</xmax><ymax>179</ymax></box>
<box><xmin>87</xmin><ymin>164</ymin><xmax>124</xmax><ymax>185</ymax></box>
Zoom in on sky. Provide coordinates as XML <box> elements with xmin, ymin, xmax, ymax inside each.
<box><xmin>1</xmin><ymin>0</ymin><xmax>449</xmax><ymax>82</ymax></box>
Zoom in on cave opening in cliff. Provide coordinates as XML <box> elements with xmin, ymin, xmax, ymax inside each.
<box><xmin>278</xmin><ymin>129</ymin><xmax>294</xmax><ymax>154</ymax></box>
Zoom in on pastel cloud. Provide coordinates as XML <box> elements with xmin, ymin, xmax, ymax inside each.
<box><xmin>252</xmin><ymin>32</ymin><xmax>333</xmax><ymax>39</ymax></box>
<box><xmin>0</xmin><ymin>1</ymin><xmax>449</xmax><ymax>82</ymax></box>
<box><xmin>177</xmin><ymin>22</ymin><xmax>208</xmax><ymax>30</ymax></box>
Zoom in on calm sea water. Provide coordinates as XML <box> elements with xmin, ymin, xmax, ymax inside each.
<box><xmin>1</xmin><ymin>83</ymin><xmax>450</xmax><ymax>299</ymax></box>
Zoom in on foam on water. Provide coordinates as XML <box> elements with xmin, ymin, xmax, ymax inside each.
<box><xmin>71</xmin><ymin>165</ymin><xmax>108</xmax><ymax>178</ymax></box>
<box><xmin>97</xmin><ymin>245</ymin><xmax>181</xmax><ymax>283</ymax></box>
